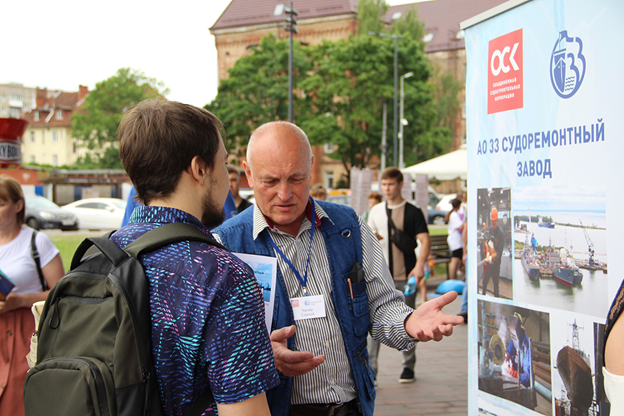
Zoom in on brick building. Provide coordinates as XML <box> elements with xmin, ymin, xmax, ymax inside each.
<box><xmin>20</xmin><ymin>86</ymin><xmax>89</xmax><ymax>167</ymax></box>
<box><xmin>210</xmin><ymin>0</ymin><xmax>507</xmax><ymax>188</ymax></box>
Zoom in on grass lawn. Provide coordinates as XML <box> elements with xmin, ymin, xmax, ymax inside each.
<box><xmin>48</xmin><ymin>226</ymin><xmax>451</xmax><ymax>273</ymax></box>
<box><xmin>48</xmin><ymin>232</ymin><xmax>102</xmax><ymax>271</ymax></box>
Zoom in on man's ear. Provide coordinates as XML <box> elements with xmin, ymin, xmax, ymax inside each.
<box><xmin>242</xmin><ymin>160</ymin><xmax>253</xmax><ymax>188</ymax></box>
<box><xmin>189</xmin><ymin>155</ymin><xmax>207</xmax><ymax>185</ymax></box>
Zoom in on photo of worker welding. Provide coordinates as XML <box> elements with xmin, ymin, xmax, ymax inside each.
<box><xmin>476</xmin><ymin>188</ymin><xmax>513</xmax><ymax>300</ymax></box>
<box><xmin>477</xmin><ymin>300</ymin><xmax>551</xmax><ymax>415</ymax></box>
<box><xmin>551</xmin><ymin>317</ymin><xmax>610</xmax><ymax>415</ymax></box>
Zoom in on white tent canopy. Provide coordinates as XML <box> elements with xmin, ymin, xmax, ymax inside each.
<box><xmin>402</xmin><ymin>145</ymin><xmax>467</xmax><ymax>181</ymax></box>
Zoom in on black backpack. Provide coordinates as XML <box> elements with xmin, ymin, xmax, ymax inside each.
<box><xmin>24</xmin><ymin>223</ymin><xmax>226</xmax><ymax>416</ymax></box>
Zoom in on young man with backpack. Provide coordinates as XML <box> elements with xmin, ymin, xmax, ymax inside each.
<box><xmin>26</xmin><ymin>100</ymin><xmax>279</xmax><ymax>416</ymax></box>
<box><xmin>114</xmin><ymin>99</ymin><xmax>279</xmax><ymax>415</ymax></box>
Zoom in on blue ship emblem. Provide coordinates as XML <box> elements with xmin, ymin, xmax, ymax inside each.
<box><xmin>550</xmin><ymin>31</ymin><xmax>586</xmax><ymax>99</ymax></box>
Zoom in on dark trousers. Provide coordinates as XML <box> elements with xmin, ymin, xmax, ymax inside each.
<box><xmin>481</xmin><ymin>267</ymin><xmax>500</xmax><ymax>297</ymax></box>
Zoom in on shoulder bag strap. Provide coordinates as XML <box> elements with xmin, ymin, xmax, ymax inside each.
<box><xmin>30</xmin><ymin>230</ymin><xmax>48</xmax><ymax>291</ymax></box>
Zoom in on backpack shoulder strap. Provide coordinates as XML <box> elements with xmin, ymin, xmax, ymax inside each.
<box><xmin>124</xmin><ymin>223</ymin><xmax>228</xmax><ymax>258</ymax></box>
<box><xmin>30</xmin><ymin>230</ymin><xmax>48</xmax><ymax>291</ymax></box>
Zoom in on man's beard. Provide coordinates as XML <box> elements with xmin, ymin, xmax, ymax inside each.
<box><xmin>201</xmin><ymin>187</ymin><xmax>226</xmax><ymax>229</ymax></box>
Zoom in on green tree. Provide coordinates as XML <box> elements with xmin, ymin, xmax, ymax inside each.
<box><xmin>206</xmin><ymin>35</ymin><xmax>311</xmax><ymax>164</ymax></box>
<box><xmin>71</xmin><ymin>67</ymin><xmax>168</xmax><ymax>169</ymax></box>
<box><xmin>357</xmin><ymin>0</ymin><xmax>388</xmax><ymax>36</ymax></box>
<box><xmin>300</xmin><ymin>33</ymin><xmax>435</xmax><ymax>177</ymax></box>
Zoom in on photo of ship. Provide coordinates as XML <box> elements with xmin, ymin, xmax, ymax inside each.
<box><xmin>512</xmin><ymin>185</ymin><xmax>609</xmax><ymax>318</ymax></box>
<box><xmin>552</xmin><ymin>318</ymin><xmax>605</xmax><ymax>416</ymax></box>
<box><xmin>520</xmin><ymin>234</ymin><xmax>540</xmax><ymax>281</ymax></box>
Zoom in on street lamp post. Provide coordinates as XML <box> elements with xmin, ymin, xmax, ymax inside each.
<box><xmin>399</xmin><ymin>72</ymin><xmax>413</xmax><ymax>169</ymax></box>
<box><xmin>369</xmin><ymin>31</ymin><xmax>403</xmax><ymax>167</ymax></box>
<box><xmin>285</xmin><ymin>3</ymin><xmax>298</xmax><ymax>123</ymax></box>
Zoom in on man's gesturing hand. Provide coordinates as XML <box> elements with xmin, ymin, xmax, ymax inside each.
<box><xmin>270</xmin><ymin>325</ymin><xmax>325</xmax><ymax>377</ymax></box>
<box><xmin>405</xmin><ymin>291</ymin><xmax>464</xmax><ymax>342</ymax></box>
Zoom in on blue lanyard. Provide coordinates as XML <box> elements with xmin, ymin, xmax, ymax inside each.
<box><xmin>266</xmin><ymin>198</ymin><xmax>316</xmax><ymax>296</ymax></box>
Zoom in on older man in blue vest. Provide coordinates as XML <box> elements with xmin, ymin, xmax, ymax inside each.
<box><xmin>213</xmin><ymin>121</ymin><xmax>463</xmax><ymax>416</ymax></box>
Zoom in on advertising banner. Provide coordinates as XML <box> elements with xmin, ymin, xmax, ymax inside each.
<box><xmin>463</xmin><ymin>0</ymin><xmax>623</xmax><ymax>414</ymax></box>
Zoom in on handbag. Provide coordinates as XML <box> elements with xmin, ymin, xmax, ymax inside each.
<box><xmin>387</xmin><ymin>204</ymin><xmax>418</xmax><ymax>254</ymax></box>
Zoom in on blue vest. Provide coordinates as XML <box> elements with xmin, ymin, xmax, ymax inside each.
<box><xmin>214</xmin><ymin>201</ymin><xmax>376</xmax><ymax>416</ymax></box>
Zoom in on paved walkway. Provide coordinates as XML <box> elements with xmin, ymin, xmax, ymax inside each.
<box><xmin>373</xmin><ymin>287</ymin><xmax>468</xmax><ymax>416</ymax></box>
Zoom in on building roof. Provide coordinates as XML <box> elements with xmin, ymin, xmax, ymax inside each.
<box><xmin>210</xmin><ymin>0</ymin><xmax>358</xmax><ymax>31</ymax></box>
<box><xmin>385</xmin><ymin>0</ymin><xmax>507</xmax><ymax>53</ymax></box>
<box><xmin>21</xmin><ymin>86</ymin><xmax>88</xmax><ymax>128</ymax></box>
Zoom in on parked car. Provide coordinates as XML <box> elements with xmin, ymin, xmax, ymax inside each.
<box><xmin>427</xmin><ymin>206</ymin><xmax>448</xmax><ymax>225</ymax></box>
<box><xmin>25</xmin><ymin>195</ymin><xmax>79</xmax><ymax>231</ymax></box>
<box><xmin>62</xmin><ymin>198</ymin><xmax>127</xmax><ymax>230</ymax></box>
<box><xmin>436</xmin><ymin>193</ymin><xmax>457</xmax><ymax>213</ymax></box>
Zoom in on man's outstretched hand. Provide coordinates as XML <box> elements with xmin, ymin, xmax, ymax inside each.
<box><xmin>270</xmin><ymin>325</ymin><xmax>325</xmax><ymax>377</ymax></box>
<box><xmin>405</xmin><ymin>291</ymin><xmax>464</xmax><ymax>341</ymax></box>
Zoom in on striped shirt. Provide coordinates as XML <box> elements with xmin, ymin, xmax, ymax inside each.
<box><xmin>232</xmin><ymin>202</ymin><xmax>416</xmax><ymax>405</ymax></box>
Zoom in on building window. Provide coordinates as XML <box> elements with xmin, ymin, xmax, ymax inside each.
<box><xmin>324</xmin><ymin>142</ymin><xmax>334</xmax><ymax>153</ymax></box>
<box><xmin>34</xmin><ymin>111</ymin><xmax>40</xmax><ymax>121</ymax></box>
<box><xmin>325</xmin><ymin>171</ymin><xmax>334</xmax><ymax>189</ymax></box>
<box><xmin>0</xmin><ymin>95</ymin><xmax>5</xmax><ymax>102</ymax></box>
<box><xmin>52</xmin><ymin>155</ymin><xmax>58</xmax><ymax>166</ymax></box>
<box><xmin>30</xmin><ymin>155</ymin><xmax>36</xmax><ymax>163</ymax></box>
<box><xmin>30</xmin><ymin>132</ymin><xmax>35</xmax><ymax>143</ymax></box>
<box><xmin>9</xmin><ymin>107</ymin><xmax>20</xmax><ymax>118</ymax></box>
<box><xmin>52</xmin><ymin>130</ymin><xmax>58</xmax><ymax>143</ymax></box>
<box><xmin>73</xmin><ymin>142</ymin><xmax>77</xmax><ymax>154</ymax></box>
<box><xmin>1</xmin><ymin>107</ymin><xmax>6</xmax><ymax>114</ymax></box>
<box><xmin>273</xmin><ymin>3</ymin><xmax>284</xmax><ymax>15</ymax></box>
<box><xmin>56</xmin><ymin>110</ymin><xmax>63</xmax><ymax>120</ymax></box>
<box><xmin>42</xmin><ymin>131</ymin><xmax>45</xmax><ymax>144</ymax></box>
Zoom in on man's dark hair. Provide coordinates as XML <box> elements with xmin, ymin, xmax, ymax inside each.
<box><xmin>381</xmin><ymin>167</ymin><xmax>403</xmax><ymax>183</ymax></box>
<box><xmin>119</xmin><ymin>99</ymin><xmax>224</xmax><ymax>205</ymax></box>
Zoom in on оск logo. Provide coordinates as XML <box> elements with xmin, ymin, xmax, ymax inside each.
<box><xmin>488</xmin><ymin>29</ymin><xmax>523</xmax><ymax>114</ymax></box>
<box><xmin>550</xmin><ymin>31</ymin><xmax>586</xmax><ymax>99</ymax></box>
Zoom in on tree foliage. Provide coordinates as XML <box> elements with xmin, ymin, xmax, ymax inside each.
<box><xmin>206</xmin><ymin>35</ymin><xmax>311</xmax><ymax>164</ymax></box>
<box><xmin>206</xmin><ymin>2</ymin><xmax>461</xmax><ymax>180</ymax></box>
<box><xmin>357</xmin><ymin>0</ymin><xmax>388</xmax><ymax>36</ymax></box>
<box><xmin>300</xmin><ymin>34</ymin><xmax>435</xmax><ymax>173</ymax></box>
<box><xmin>71</xmin><ymin>67</ymin><xmax>168</xmax><ymax>169</ymax></box>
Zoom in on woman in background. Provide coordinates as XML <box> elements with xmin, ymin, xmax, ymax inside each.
<box><xmin>0</xmin><ymin>176</ymin><xmax>64</xmax><ymax>415</ymax></box>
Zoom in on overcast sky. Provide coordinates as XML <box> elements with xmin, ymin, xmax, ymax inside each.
<box><xmin>0</xmin><ymin>0</ymin><xmax>414</xmax><ymax>108</ymax></box>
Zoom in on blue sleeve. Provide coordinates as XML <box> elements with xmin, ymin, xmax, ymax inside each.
<box><xmin>122</xmin><ymin>186</ymin><xmax>139</xmax><ymax>227</ymax></box>
<box><xmin>223</xmin><ymin>191</ymin><xmax>238</xmax><ymax>220</ymax></box>
<box><xmin>203</xmin><ymin>258</ymin><xmax>279</xmax><ymax>404</ymax></box>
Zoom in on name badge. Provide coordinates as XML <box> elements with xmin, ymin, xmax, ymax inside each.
<box><xmin>291</xmin><ymin>295</ymin><xmax>326</xmax><ymax>320</ymax></box>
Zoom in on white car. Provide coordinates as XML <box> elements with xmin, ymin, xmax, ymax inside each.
<box><xmin>436</xmin><ymin>193</ymin><xmax>457</xmax><ymax>213</ymax></box>
<box><xmin>62</xmin><ymin>198</ymin><xmax>127</xmax><ymax>230</ymax></box>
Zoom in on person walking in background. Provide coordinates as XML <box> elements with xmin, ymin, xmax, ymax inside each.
<box><xmin>228</xmin><ymin>166</ymin><xmax>253</xmax><ymax>213</ymax></box>
<box><xmin>367</xmin><ymin>167</ymin><xmax>431</xmax><ymax>384</ymax></box>
<box><xmin>310</xmin><ymin>183</ymin><xmax>327</xmax><ymax>201</ymax></box>
<box><xmin>447</xmin><ymin>198</ymin><xmax>466</xmax><ymax>281</ymax></box>
<box><xmin>0</xmin><ymin>176</ymin><xmax>64</xmax><ymax>415</ymax></box>
<box><xmin>362</xmin><ymin>191</ymin><xmax>382</xmax><ymax>223</ymax></box>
